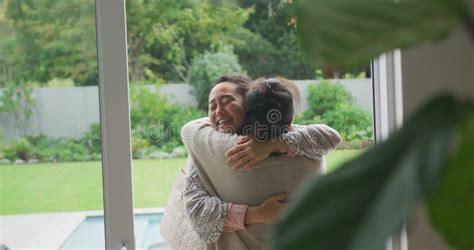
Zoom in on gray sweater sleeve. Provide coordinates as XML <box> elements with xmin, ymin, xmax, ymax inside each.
<box><xmin>282</xmin><ymin>124</ymin><xmax>341</xmax><ymax>160</ymax></box>
<box><xmin>183</xmin><ymin>157</ymin><xmax>230</xmax><ymax>243</ymax></box>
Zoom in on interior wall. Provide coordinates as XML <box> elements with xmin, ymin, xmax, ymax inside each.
<box><xmin>399</xmin><ymin>26</ymin><xmax>473</xmax><ymax>250</ymax></box>
<box><xmin>401</xmin><ymin>27</ymin><xmax>474</xmax><ymax>117</ymax></box>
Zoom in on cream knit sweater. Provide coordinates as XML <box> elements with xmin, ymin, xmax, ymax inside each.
<box><xmin>181</xmin><ymin>118</ymin><xmax>337</xmax><ymax>250</ymax></box>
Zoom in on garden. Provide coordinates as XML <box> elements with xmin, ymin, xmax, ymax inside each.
<box><xmin>0</xmin><ymin>79</ymin><xmax>372</xmax><ymax>164</ymax></box>
<box><xmin>0</xmin><ymin>77</ymin><xmax>371</xmax><ymax>215</ymax></box>
<box><xmin>0</xmin><ymin>0</ymin><xmax>374</xmax><ymax>216</ymax></box>
<box><xmin>0</xmin><ymin>150</ymin><xmax>361</xmax><ymax>215</ymax></box>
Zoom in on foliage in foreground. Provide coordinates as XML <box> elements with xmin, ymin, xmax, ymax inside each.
<box><xmin>297</xmin><ymin>0</ymin><xmax>470</xmax><ymax>68</ymax></box>
<box><xmin>271</xmin><ymin>96</ymin><xmax>474</xmax><ymax>250</ymax></box>
<box><xmin>271</xmin><ymin>0</ymin><xmax>473</xmax><ymax>249</ymax></box>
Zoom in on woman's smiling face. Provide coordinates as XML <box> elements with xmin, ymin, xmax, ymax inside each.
<box><xmin>208</xmin><ymin>81</ymin><xmax>245</xmax><ymax>134</ymax></box>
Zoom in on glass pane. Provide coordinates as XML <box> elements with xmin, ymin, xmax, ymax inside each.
<box><xmin>125</xmin><ymin>0</ymin><xmax>374</xmax><ymax>248</ymax></box>
<box><xmin>0</xmin><ymin>1</ymin><xmax>106</xmax><ymax>249</ymax></box>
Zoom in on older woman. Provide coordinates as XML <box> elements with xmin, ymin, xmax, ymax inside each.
<box><xmin>181</xmin><ymin>75</ymin><xmax>340</xmax><ymax>249</ymax></box>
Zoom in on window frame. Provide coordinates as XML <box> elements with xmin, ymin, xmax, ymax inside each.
<box><xmin>372</xmin><ymin>50</ymin><xmax>407</xmax><ymax>250</ymax></box>
<box><xmin>95</xmin><ymin>0</ymin><xmax>135</xmax><ymax>249</ymax></box>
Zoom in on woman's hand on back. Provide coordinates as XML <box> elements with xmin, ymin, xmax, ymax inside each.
<box><xmin>225</xmin><ymin>136</ymin><xmax>272</xmax><ymax>170</ymax></box>
<box><xmin>244</xmin><ymin>192</ymin><xmax>289</xmax><ymax>225</ymax></box>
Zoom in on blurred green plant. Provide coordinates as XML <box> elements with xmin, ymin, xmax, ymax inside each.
<box><xmin>271</xmin><ymin>0</ymin><xmax>474</xmax><ymax>249</ymax></box>
<box><xmin>189</xmin><ymin>44</ymin><xmax>243</xmax><ymax>110</ymax></box>
<box><xmin>297</xmin><ymin>0</ymin><xmax>471</xmax><ymax>68</ymax></box>
<box><xmin>271</xmin><ymin>96</ymin><xmax>474</xmax><ymax>250</ymax></box>
<box><xmin>429</xmin><ymin>115</ymin><xmax>474</xmax><ymax>249</ymax></box>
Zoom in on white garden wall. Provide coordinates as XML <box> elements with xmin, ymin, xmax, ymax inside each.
<box><xmin>0</xmin><ymin>79</ymin><xmax>372</xmax><ymax>141</ymax></box>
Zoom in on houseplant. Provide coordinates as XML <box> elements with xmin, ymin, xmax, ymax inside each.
<box><xmin>269</xmin><ymin>0</ymin><xmax>474</xmax><ymax>249</ymax></box>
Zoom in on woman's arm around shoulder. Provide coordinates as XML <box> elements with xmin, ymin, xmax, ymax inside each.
<box><xmin>283</xmin><ymin>124</ymin><xmax>341</xmax><ymax>160</ymax></box>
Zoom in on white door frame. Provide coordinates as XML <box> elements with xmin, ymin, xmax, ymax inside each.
<box><xmin>372</xmin><ymin>50</ymin><xmax>408</xmax><ymax>250</ymax></box>
<box><xmin>96</xmin><ymin>0</ymin><xmax>136</xmax><ymax>249</ymax></box>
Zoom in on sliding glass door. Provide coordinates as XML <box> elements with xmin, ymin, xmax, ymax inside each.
<box><xmin>0</xmin><ymin>0</ymin><xmax>106</xmax><ymax>249</ymax></box>
<box><xmin>0</xmin><ymin>0</ymin><xmax>402</xmax><ymax>249</ymax></box>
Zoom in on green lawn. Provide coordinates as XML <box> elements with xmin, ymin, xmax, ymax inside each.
<box><xmin>0</xmin><ymin>150</ymin><xmax>361</xmax><ymax>215</ymax></box>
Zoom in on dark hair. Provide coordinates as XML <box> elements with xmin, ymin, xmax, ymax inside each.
<box><xmin>213</xmin><ymin>73</ymin><xmax>252</xmax><ymax>101</ymax></box>
<box><xmin>242</xmin><ymin>77</ymin><xmax>300</xmax><ymax>140</ymax></box>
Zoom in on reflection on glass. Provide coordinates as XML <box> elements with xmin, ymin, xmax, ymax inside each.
<box><xmin>0</xmin><ymin>0</ymin><xmax>105</xmax><ymax>249</ymax></box>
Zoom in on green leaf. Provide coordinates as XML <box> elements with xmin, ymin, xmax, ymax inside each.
<box><xmin>297</xmin><ymin>0</ymin><xmax>469</xmax><ymax>68</ymax></box>
<box><xmin>429</xmin><ymin>113</ymin><xmax>474</xmax><ymax>249</ymax></box>
<box><xmin>269</xmin><ymin>95</ymin><xmax>473</xmax><ymax>250</ymax></box>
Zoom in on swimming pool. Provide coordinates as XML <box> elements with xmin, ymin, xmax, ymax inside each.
<box><xmin>60</xmin><ymin>213</ymin><xmax>167</xmax><ymax>249</ymax></box>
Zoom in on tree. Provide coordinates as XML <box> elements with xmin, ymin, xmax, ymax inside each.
<box><xmin>189</xmin><ymin>45</ymin><xmax>243</xmax><ymax>110</ymax></box>
<box><xmin>127</xmin><ymin>0</ymin><xmax>254</xmax><ymax>83</ymax></box>
<box><xmin>3</xmin><ymin>0</ymin><xmax>97</xmax><ymax>86</ymax></box>
<box><xmin>236</xmin><ymin>0</ymin><xmax>316</xmax><ymax>79</ymax></box>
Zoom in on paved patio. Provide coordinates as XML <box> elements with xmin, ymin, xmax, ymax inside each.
<box><xmin>0</xmin><ymin>208</ymin><xmax>163</xmax><ymax>250</ymax></box>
